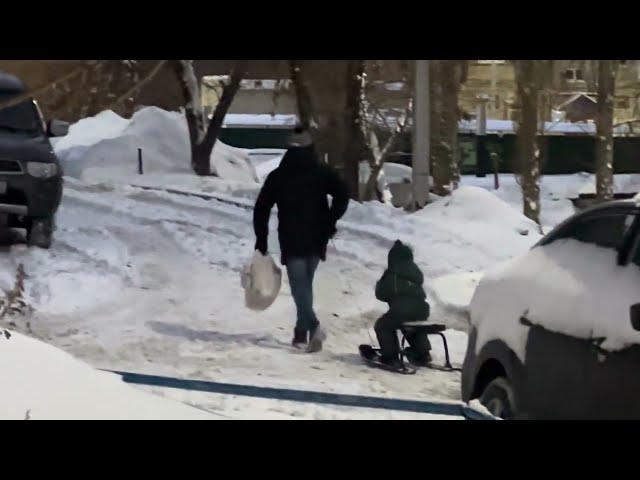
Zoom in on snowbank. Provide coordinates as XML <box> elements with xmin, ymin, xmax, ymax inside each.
<box><xmin>0</xmin><ymin>331</ymin><xmax>214</xmax><ymax>420</ymax></box>
<box><xmin>470</xmin><ymin>239</ymin><xmax>640</xmax><ymax>361</ymax></box>
<box><xmin>54</xmin><ymin>110</ymin><xmax>130</xmax><ymax>151</ymax></box>
<box><xmin>256</xmin><ymin>155</ymin><xmax>413</xmax><ymax>204</ymax></box>
<box><xmin>358</xmin><ymin>162</ymin><xmax>412</xmax><ymax>186</ymax></box>
<box><xmin>255</xmin><ymin>155</ymin><xmax>284</xmax><ymax>182</ymax></box>
<box><xmin>463</xmin><ymin>173</ymin><xmax>640</xmax><ymax>232</ymax></box>
<box><xmin>429</xmin><ymin>272</ymin><xmax>483</xmax><ymax>314</ymax></box>
<box><xmin>55</xmin><ymin>107</ymin><xmax>258</xmax><ymax>184</ymax></box>
<box><xmin>418</xmin><ymin>186</ymin><xmax>538</xmax><ymax>236</ymax></box>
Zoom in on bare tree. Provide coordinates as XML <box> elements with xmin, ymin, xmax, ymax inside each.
<box><xmin>289</xmin><ymin>60</ymin><xmax>364</xmax><ymax>199</ymax></box>
<box><xmin>430</xmin><ymin>60</ymin><xmax>467</xmax><ymax>196</ymax></box>
<box><xmin>170</xmin><ymin>60</ymin><xmax>247</xmax><ymax>176</ymax></box>
<box><xmin>596</xmin><ymin>60</ymin><xmax>618</xmax><ymax>202</ymax></box>
<box><xmin>343</xmin><ymin>60</ymin><xmax>367</xmax><ymax>200</ymax></box>
<box><xmin>105</xmin><ymin>61</ymin><xmax>165</xmax><ymax>116</ymax></box>
<box><xmin>513</xmin><ymin>60</ymin><xmax>553</xmax><ymax>227</ymax></box>
<box><xmin>288</xmin><ymin>60</ymin><xmax>314</xmax><ymax>131</ymax></box>
<box><xmin>358</xmin><ymin>63</ymin><xmax>412</xmax><ymax>201</ymax></box>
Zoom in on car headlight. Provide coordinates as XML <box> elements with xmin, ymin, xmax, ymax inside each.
<box><xmin>27</xmin><ymin>162</ymin><xmax>58</xmax><ymax>178</ymax></box>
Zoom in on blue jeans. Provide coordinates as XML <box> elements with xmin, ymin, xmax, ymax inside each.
<box><xmin>286</xmin><ymin>256</ymin><xmax>320</xmax><ymax>332</ymax></box>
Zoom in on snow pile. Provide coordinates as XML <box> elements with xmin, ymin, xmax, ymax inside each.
<box><xmin>55</xmin><ymin>107</ymin><xmax>258</xmax><ymax>184</ymax></box>
<box><xmin>358</xmin><ymin>162</ymin><xmax>412</xmax><ymax>186</ymax></box>
<box><xmin>255</xmin><ymin>155</ymin><xmax>284</xmax><ymax>182</ymax></box>
<box><xmin>420</xmin><ymin>186</ymin><xmax>538</xmax><ymax>236</ymax></box>
<box><xmin>335</xmin><ymin>184</ymin><xmax>542</xmax><ymax>281</ymax></box>
<box><xmin>256</xmin><ymin>155</ymin><xmax>412</xmax><ymax>204</ymax></box>
<box><xmin>470</xmin><ymin>239</ymin><xmax>640</xmax><ymax>361</ymax></box>
<box><xmin>247</xmin><ymin>148</ymin><xmax>286</xmax><ymax>167</ymax></box>
<box><xmin>462</xmin><ymin>173</ymin><xmax>589</xmax><ymax>231</ymax></box>
<box><xmin>54</xmin><ymin>110</ymin><xmax>130</xmax><ymax>151</ymax></box>
<box><xmin>468</xmin><ymin>399</ymin><xmax>500</xmax><ymax>419</ymax></box>
<box><xmin>0</xmin><ymin>331</ymin><xmax>214</xmax><ymax>420</ymax></box>
<box><xmin>428</xmin><ymin>272</ymin><xmax>483</xmax><ymax>313</ymax></box>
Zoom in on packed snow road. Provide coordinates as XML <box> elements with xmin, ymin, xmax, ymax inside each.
<box><xmin>2</xmin><ymin>179</ymin><xmax>478</xmax><ymax>418</ymax></box>
<box><xmin>6</xmin><ymin>106</ymin><xmax>624</xmax><ymax>419</ymax></box>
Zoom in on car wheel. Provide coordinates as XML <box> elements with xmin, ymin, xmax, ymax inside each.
<box><xmin>479</xmin><ymin>377</ymin><xmax>517</xmax><ymax>420</ymax></box>
<box><xmin>27</xmin><ymin>216</ymin><xmax>54</xmax><ymax>249</ymax></box>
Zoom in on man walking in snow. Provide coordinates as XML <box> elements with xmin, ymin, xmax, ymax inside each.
<box><xmin>253</xmin><ymin>126</ymin><xmax>349</xmax><ymax>353</ymax></box>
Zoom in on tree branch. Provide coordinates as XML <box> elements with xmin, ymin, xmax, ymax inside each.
<box><xmin>202</xmin><ymin>60</ymin><xmax>247</xmax><ymax>149</ymax></box>
<box><xmin>0</xmin><ymin>61</ymin><xmax>97</xmax><ymax>111</ymax></box>
<box><xmin>108</xmin><ymin>60</ymin><xmax>167</xmax><ymax>110</ymax></box>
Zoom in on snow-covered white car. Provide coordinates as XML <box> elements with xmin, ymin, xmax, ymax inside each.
<box><xmin>461</xmin><ymin>200</ymin><xmax>640</xmax><ymax>419</ymax></box>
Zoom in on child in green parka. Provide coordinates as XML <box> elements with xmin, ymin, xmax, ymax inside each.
<box><xmin>374</xmin><ymin>240</ymin><xmax>432</xmax><ymax>366</ymax></box>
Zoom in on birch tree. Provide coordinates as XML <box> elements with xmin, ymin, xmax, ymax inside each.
<box><xmin>170</xmin><ymin>60</ymin><xmax>247</xmax><ymax>176</ymax></box>
<box><xmin>514</xmin><ymin>60</ymin><xmax>541</xmax><ymax>225</ymax></box>
<box><xmin>513</xmin><ymin>60</ymin><xmax>552</xmax><ymax>226</ymax></box>
<box><xmin>358</xmin><ymin>63</ymin><xmax>412</xmax><ymax>202</ymax></box>
<box><xmin>595</xmin><ymin>60</ymin><xmax>617</xmax><ymax>202</ymax></box>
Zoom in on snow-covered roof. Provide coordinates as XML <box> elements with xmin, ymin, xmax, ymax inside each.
<box><xmin>219</xmin><ymin>113</ymin><xmax>636</xmax><ymax>136</ymax></box>
<box><xmin>239</xmin><ymin>79</ymin><xmax>292</xmax><ymax>90</ymax></box>
<box><xmin>222</xmin><ymin>114</ymin><xmax>298</xmax><ymax>129</ymax></box>
<box><xmin>556</xmin><ymin>92</ymin><xmax>597</xmax><ymax>110</ymax></box>
<box><xmin>458</xmin><ymin>118</ymin><xmax>634</xmax><ymax>136</ymax></box>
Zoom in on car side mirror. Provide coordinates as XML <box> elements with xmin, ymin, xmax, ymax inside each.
<box><xmin>630</xmin><ymin>303</ymin><xmax>640</xmax><ymax>332</ymax></box>
<box><xmin>47</xmin><ymin>119</ymin><xmax>70</xmax><ymax>137</ymax></box>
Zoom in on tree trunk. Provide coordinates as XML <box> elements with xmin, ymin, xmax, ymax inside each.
<box><xmin>343</xmin><ymin>60</ymin><xmax>366</xmax><ymax>201</ymax></box>
<box><xmin>170</xmin><ymin>60</ymin><xmax>245</xmax><ymax>176</ymax></box>
<box><xmin>596</xmin><ymin>60</ymin><xmax>617</xmax><ymax>202</ymax></box>
<box><xmin>196</xmin><ymin>61</ymin><xmax>246</xmax><ymax>175</ymax></box>
<box><xmin>363</xmin><ymin>128</ymin><xmax>384</xmax><ymax>202</ymax></box>
<box><xmin>364</xmin><ymin>165</ymin><xmax>383</xmax><ymax>201</ymax></box>
<box><xmin>431</xmin><ymin>60</ymin><xmax>462</xmax><ymax>196</ymax></box>
<box><xmin>289</xmin><ymin>60</ymin><xmax>314</xmax><ymax>131</ymax></box>
<box><xmin>514</xmin><ymin>60</ymin><xmax>542</xmax><ymax>226</ymax></box>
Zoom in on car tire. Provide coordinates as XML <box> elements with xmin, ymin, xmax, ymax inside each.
<box><xmin>27</xmin><ymin>216</ymin><xmax>54</xmax><ymax>249</ymax></box>
<box><xmin>479</xmin><ymin>377</ymin><xmax>517</xmax><ymax>420</ymax></box>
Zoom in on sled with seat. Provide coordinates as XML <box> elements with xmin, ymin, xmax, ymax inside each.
<box><xmin>359</xmin><ymin>322</ymin><xmax>461</xmax><ymax>374</ymax></box>
<box><xmin>400</xmin><ymin>321</ymin><xmax>460</xmax><ymax>372</ymax></box>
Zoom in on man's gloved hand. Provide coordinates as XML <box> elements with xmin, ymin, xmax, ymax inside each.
<box><xmin>255</xmin><ymin>239</ymin><xmax>268</xmax><ymax>255</ymax></box>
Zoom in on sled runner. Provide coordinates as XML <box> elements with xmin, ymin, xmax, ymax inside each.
<box><xmin>359</xmin><ymin>322</ymin><xmax>462</xmax><ymax>374</ymax></box>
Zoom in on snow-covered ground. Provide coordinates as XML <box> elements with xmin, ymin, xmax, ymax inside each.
<box><xmin>0</xmin><ymin>330</ymin><xmax>215</xmax><ymax>420</ymax></box>
<box><xmin>4</xmin><ymin>108</ymin><xmax>633</xmax><ymax>419</ymax></box>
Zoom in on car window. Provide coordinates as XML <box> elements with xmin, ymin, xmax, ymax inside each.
<box><xmin>0</xmin><ymin>97</ymin><xmax>40</xmax><ymax>133</ymax></box>
<box><xmin>555</xmin><ymin>213</ymin><xmax>634</xmax><ymax>250</ymax></box>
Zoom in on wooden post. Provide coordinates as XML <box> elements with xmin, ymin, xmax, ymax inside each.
<box><xmin>138</xmin><ymin>148</ymin><xmax>143</xmax><ymax>175</ymax></box>
<box><xmin>491</xmin><ymin>152</ymin><xmax>500</xmax><ymax>189</ymax></box>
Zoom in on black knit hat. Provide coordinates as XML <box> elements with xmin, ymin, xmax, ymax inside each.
<box><xmin>288</xmin><ymin>125</ymin><xmax>313</xmax><ymax>147</ymax></box>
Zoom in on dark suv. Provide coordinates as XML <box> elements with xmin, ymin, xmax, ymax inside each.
<box><xmin>0</xmin><ymin>71</ymin><xmax>69</xmax><ymax>248</ymax></box>
<box><xmin>462</xmin><ymin>200</ymin><xmax>640</xmax><ymax>419</ymax></box>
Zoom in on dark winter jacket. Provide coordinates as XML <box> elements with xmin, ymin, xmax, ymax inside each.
<box><xmin>253</xmin><ymin>143</ymin><xmax>350</xmax><ymax>265</ymax></box>
<box><xmin>375</xmin><ymin>240</ymin><xmax>430</xmax><ymax>320</ymax></box>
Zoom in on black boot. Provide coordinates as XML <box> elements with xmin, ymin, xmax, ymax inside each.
<box><xmin>292</xmin><ymin>328</ymin><xmax>308</xmax><ymax>349</ymax></box>
<box><xmin>406</xmin><ymin>349</ymin><xmax>432</xmax><ymax>367</ymax></box>
<box><xmin>306</xmin><ymin>322</ymin><xmax>326</xmax><ymax>353</ymax></box>
<box><xmin>379</xmin><ymin>354</ymin><xmax>404</xmax><ymax>369</ymax></box>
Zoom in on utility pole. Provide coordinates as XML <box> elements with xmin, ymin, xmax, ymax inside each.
<box><xmin>490</xmin><ymin>60</ymin><xmax>497</xmax><ymax>116</ymax></box>
<box><xmin>475</xmin><ymin>94</ymin><xmax>489</xmax><ymax>178</ymax></box>
<box><xmin>412</xmin><ymin>59</ymin><xmax>430</xmax><ymax>209</ymax></box>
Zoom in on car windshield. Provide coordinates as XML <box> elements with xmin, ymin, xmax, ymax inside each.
<box><xmin>0</xmin><ymin>96</ymin><xmax>40</xmax><ymax>133</ymax></box>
